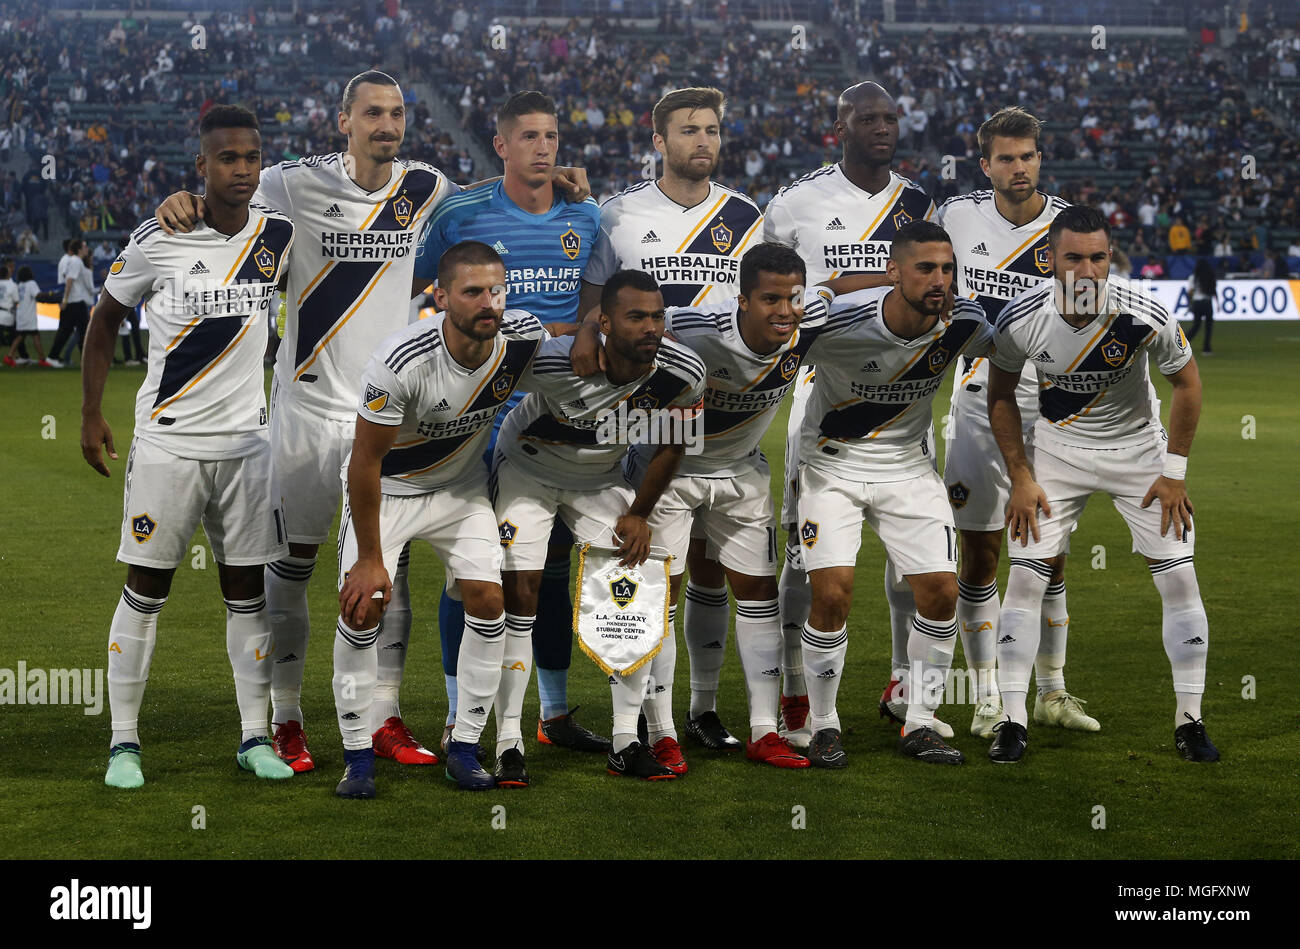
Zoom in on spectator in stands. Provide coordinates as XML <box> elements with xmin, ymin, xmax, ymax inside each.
<box><xmin>1139</xmin><ymin>256</ymin><xmax>1166</xmax><ymax>279</ymax></box>
<box><xmin>1185</xmin><ymin>257</ymin><xmax>1216</xmax><ymax>355</ymax></box>
<box><xmin>1168</xmin><ymin>216</ymin><xmax>1192</xmax><ymax>254</ymax></box>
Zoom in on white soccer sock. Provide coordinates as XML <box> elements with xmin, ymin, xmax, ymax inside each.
<box><xmin>802</xmin><ymin>622</ymin><xmax>847</xmax><ymax>733</ymax></box>
<box><xmin>494</xmin><ymin>614</ymin><xmax>533</xmax><ymax>755</ymax></box>
<box><xmin>108</xmin><ymin>586</ymin><xmax>164</xmax><ymax>746</ymax></box>
<box><xmin>1151</xmin><ymin>561</ymin><xmax>1209</xmax><ymax>727</ymax></box>
<box><xmin>996</xmin><ymin>560</ymin><xmax>1050</xmax><ymax>726</ymax></box>
<box><xmin>957</xmin><ymin>578</ymin><xmax>1000</xmax><ymax>699</ymax></box>
<box><xmin>266</xmin><ymin>555</ymin><xmax>315</xmax><ymax>726</ymax></box>
<box><xmin>371</xmin><ymin>546</ymin><xmax>411</xmax><ymax>731</ymax></box>
<box><xmin>452</xmin><ymin>612</ymin><xmax>505</xmax><ymax>744</ymax></box>
<box><xmin>903</xmin><ymin>614</ymin><xmax>958</xmax><ymax>734</ymax></box>
<box><xmin>734</xmin><ymin>598</ymin><xmax>781</xmax><ymax>741</ymax></box>
<box><xmin>646</xmin><ymin>603</ymin><xmax>678</xmax><ymax>743</ymax></box>
<box><xmin>332</xmin><ymin>619</ymin><xmax>378</xmax><ymax>751</ymax></box>
<box><xmin>1035</xmin><ymin>580</ymin><xmax>1069</xmax><ymax>695</ymax></box>
<box><xmin>225</xmin><ymin>595</ymin><xmax>273</xmax><ymax>742</ymax></box>
<box><xmin>611</xmin><ymin>668</ymin><xmax>650</xmax><ymax>753</ymax></box>
<box><xmin>778</xmin><ymin>539</ymin><xmax>810</xmax><ymax>697</ymax></box>
<box><xmin>684</xmin><ymin>582</ymin><xmax>727</xmax><ymax>718</ymax></box>
<box><xmin>884</xmin><ymin>565</ymin><xmax>915</xmax><ymax>680</ymax></box>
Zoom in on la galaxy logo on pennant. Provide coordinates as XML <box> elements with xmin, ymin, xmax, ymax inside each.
<box><xmin>609</xmin><ymin>574</ymin><xmax>638</xmax><ymax>609</ymax></box>
<box><xmin>1101</xmin><ymin>337</ymin><xmax>1128</xmax><ymax>367</ymax></box>
<box><xmin>392</xmin><ymin>193</ymin><xmax>414</xmax><ymax>228</ymax></box>
<box><xmin>492</xmin><ymin>373</ymin><xmax>514</xmax><ymax>401</ymax></box>
<box><xmin>131</xmin><ymin>513</ymin><xmax>157</xmax><ymax>543</ymax></box>
<box><xmin>254</xmin><ymin>245</ymin><xmax>276</xmax><ymax>279</ymax></box>
<box><xmin>710</xmin><ymin>219</ymin><xmax>733</xmax><ymax>253</ymax></box>
<box><xmin>560</xmin><ymin>227</ymin><xmax>581</xmax><ymax>260</ymax></box>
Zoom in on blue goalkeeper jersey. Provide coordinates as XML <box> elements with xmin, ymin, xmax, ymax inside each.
<box><xmin>413</xmin><ymin>180</ymin><xmax>600</xmax><ymax>325</ymax></box>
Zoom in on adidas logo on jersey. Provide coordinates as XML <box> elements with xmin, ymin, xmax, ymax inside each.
<box><xmin>826</xmin><ymin>217</ymin><xmax>846</xmax><ymax>231</ymax></box>
<box><xmin>863</xmin><ymin>360</ymin><xmax>881</xmax><ymax>372</ymax></box>
<box><xmin>189</xmin><ymin>260</ymin><xmax>209</xmax><ymax>275</ymax></box>
<box><xmin>564</xmin><ymin>397</ymin><xmax>588</xmax><ymax>410</ymax></box>
<box><xmin>1035</xmin><ymin>350</ymin><xmax>1055</xmax><ymax>363</ymax></box>
<box><xmin>324</xmin><ymin>203</ymin><xmax>344</xmax><ymax>219</ymax></box>
<box><xmin>492</xmin><ymin>240</ymin><xmax>509</xmax><ymax>255</ymax></box>
<box><xmin>971</xmin><ymin>242</ymin><xmax>990</xmax><ymax>256</ymax></box>
<box><xmin>432</xmin><ymin>398</ymin><xmax>451</xmax><ymax>411</ymax></box>
<box><xmin>709</xmin><ymin>367</ymin><xmax>731</xmax><ymax>380</ymax></box>
<box><xmin>641</xmin><ymin>230</ymin><xmax>660</xmax><ymax>244</ymax></box>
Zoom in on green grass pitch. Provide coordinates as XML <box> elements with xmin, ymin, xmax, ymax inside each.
<box><xmin>1</xmin><ymin>322</ymin><xmax>1296</xmax><ymax>860</ymax></box>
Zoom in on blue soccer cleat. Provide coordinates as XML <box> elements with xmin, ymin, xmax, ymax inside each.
<box><xmin>335</xmin><ymin>747</ymin><xmax>377</xmax><ymax>799</ymax></box>
<box><xmin>445</xmin><ymin>739</ymin><xmax>495</xmax><ymax>790</ymax></box>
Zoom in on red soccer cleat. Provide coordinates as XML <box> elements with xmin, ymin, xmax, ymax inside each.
<box><xmin>651</xmin><ymin>736</ymin><xmax>689</xmax><ymax>775</ymax></box>
<box><xmin>879</xmin><ymin>677</ymin><xmax>906</xmax><ymax>725</ymax></box>
<box><xmin>272</xmin><ymin>720</ymin><xmax>315</xmax><ymax>773</ymax></box>
<box><xmin>372</xmin><ymin>716</ymin><xmax>439</xmax><ymax>765</ymax></box>
<box><xmin>746</xmin><ymin>731</ymin><xmax>811</xmax><ymax>768</ymax></box>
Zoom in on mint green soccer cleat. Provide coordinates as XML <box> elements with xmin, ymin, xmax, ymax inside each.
<box><xmin>237</xmin><ymin>736</ymin><xmax>295</xmax><ymax>779</ymax></box>
<box><xmin>1033</xmin><ymin>690</ymin><xmax>1101</xmax><ymax>731</ymax></box>
<box><xmin>105</xmin><ymin>743</ymin><xmax>145</xmax><ymax>789</ymax></box>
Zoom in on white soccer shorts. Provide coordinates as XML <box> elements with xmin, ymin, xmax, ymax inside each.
<box><xmin>1008</xmin><ymin>433</ymin><xmax>1196</xmax><ymax>561</ymax></box>
<box><xmin>270</xmin><ymin>377</ymin><xmax>355</xmax><ymax>545</ymax></box>
<box><xmin>336</xmin><ymin>474</ymin><xmax>503</xmax><ymax>590</ymax></box>
<box><xmin>492</xmin><ymin>454</ymin><xmax>635</xmax><ymax>573</ymax></box>
<box><xmin>797</xmin><ymin>464</ymin><xmax>958</xmax><ymax>577</ymax></box>
<box><xmin>943</xmin><ymin>373</ymin><xmax>1035</xmax><ymax>533</ymax></box>
<box><xmin>627</xmin><ymin>451</ymin><xmax>778</xmax><ymax>578</ymax></box>
<box><xmin>117</xmin><ymin>437</ymin><xmax>287</xmax><ymax>569</ymax></box>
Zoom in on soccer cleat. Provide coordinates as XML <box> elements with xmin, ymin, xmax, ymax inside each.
<box><xmin>2</xmin><ymin>356</ymin><xmax>14</xmax><ymax>368</ymax></box>
<box><xmin>988</xmin><ymin>720</ymin><xmax>1028</xmax><ymax>764</ymax></box>
<box><xmin>778</xmin><ymin>694</ymin><xmax>812</xmax><ymax>750</ymax></box>
<box><xmin>898</xmin><ymin>726</ymin><xmax>965</xmax><ymax>765</ymax></box>
<box><xmin>445</xmin><ymin>739</ymin><xmax>496</xmax><ymax>790</ymax></box>
<box><xmin>807</xmin><ymin>727</ymin><xmax>848</xmax><ymax>769</ymax></box>
<box><xmin>494</xmin><ymin>747</ymin><xmax>530</xmax><ymax>788</ymax></box>
<box><xmin>1174</xmin><ymin>714</ymin><xmax>1220</xmax><ymax>762</ymax></box>
<box><xmin>40</xmin><ymin>357</ymin><xmax>63</xmax><ymax>368</ymax></box>
<box><xmin>1033</xmin><ymin>691</ymin><xmax>1100</xmax><ymax>731</ymax></box>
<box><xmin>971</xmin><ymin>696</ymin><xmax>1004</xmax><ymax>739</ymax></box>
<box><xmin>272</xmin><ymin>720</ymin><xmax>315</xmax><ymax>773</ymax></box>
<box><xmin>878</xmin><ymin>677</ymin><xmax>955</xmax><ymax>738</ymax></box>
<box><xmin>372</xmin><ymin>716</ymin><xmax>438</xmax><ymax>765</ymax></box>
<box><xmin>685</xmin><ymin>710</ymin><xmax>742</xmax><ymax>750</ymax></box>
<box><xmin>746</xmin><ymin>732</ymin><xmax>811</xmax><ymax>769</ymax></box>
<box><xmin>606</xmin><ymin>741</ymin><xmax>676</xmax><ymax>780</ymax></box>
<box><xmin>536</xmin><ymin>706</ymin><xmax>612</xmax><ymax>753</ymax></box>
<box><xmin>105</xmin><ymin>743</ymin><xmax>144</xmax><ymax>789</ymax></box>
<box><xmin>335</xmin><ymin>748</ymin><xmax>376</xmax><ymax>798</ymax></box>
<box><xmin>237</xmin><ymin>736</ymin><xmax>294</xmax><ymax>779</ymax></box>
<box><xmin>651</xmin><ymin>736</ymin><xmax>688</xmax><ymax>775</ymax></box>
<box><xmin>637</xmin><ymin>711</ymin><xmax>649</xmax><ymax>746</ymax></box>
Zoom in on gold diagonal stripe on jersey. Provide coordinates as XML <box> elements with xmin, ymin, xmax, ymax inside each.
<box><xmin>732</xmin><ymin>216</ymin><xmax>764</xmax><ymax>256</ymax></box>
<box><xmin>924</xmin><ymin>203</ymin><xmax>937</xmax><ymax>222</ymax></box>
<box><xmin>456</xmin><ymin>344</ymin><xmax>507</xmax><ymax>414</ymax></box>
<box><xmin>166</xmin><ymin>316</ymin><xmax>201</xmax><ymax>352</ymax></box>
<box><xmin>150</xmin><ymin>315</ymin><xmax>257</xmax><ymax>420</ymax></box>
<box><xmin>741</xmin><ymin>346</ymin><xmax>793</xmax><ymax>393</ymax></box>
<box><xmin>675</xmin><ymin>196</ymin><xmax>728</xmax><ymax>253</ymax></box>
<box><xmin>867</xmin><ymin>401</ymin><xmax>918</xmax><ymax>439</ymax></box>
<box><xmin>222</xmin><ymin>217</ymin><xmax>267</xmax><ymax>284</ymax></box>
<box><xmin>396</xmin><ymin>438</ymin><xmax>477</xmax><ymax>478</ymax></box>
<box><xmin>959</xmin><ymin>356</ymin><xmax>984</xmax><ymax>386</ymax></box>
<box><xmin>889</xmin><ymin>329</ymin><xmax>945</xmax><ymax>381</ymax></box>
<box><xmin>294</xmin><ymin>260</ymin><xmax>392</xmax><ymax>380</ymax></box>
<box><xmin>856</xmin><ymin>182</ymin><xmax>905</xmax><ymax>241</ymax></box>
<box><xmin>359</xmin><ymin>170</ymin><xmax>408</xmax><ymax>231</ymax></box>
<box><xmin>297</xmin><ymin>260</ymin><xmax>336</xmax><ymax>307</ymax></box>
<box><xmin>410</xmin><ymin>175</ymin><xmax>444</xmax><ymax>226</ymax></box>
<box><xmin>1064</xmin><ymin>314</ymin><xmax>1116</xmax><ymax>371</ymax></box>
<box><xmin>993</xmin><ymin>225</ymin><xmax>1051</xmax><ymax>270</ymax></box>
<box><xmin>1053</xmin><ymin>389</ymin><xmax>1106</xmax><ymax>428</ymax></box>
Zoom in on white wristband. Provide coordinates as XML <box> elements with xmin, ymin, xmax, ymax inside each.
<box><xmin>1162</xmin><ymin>453</ymin><xmax>1188</xmax><ymax>480</ymax></box>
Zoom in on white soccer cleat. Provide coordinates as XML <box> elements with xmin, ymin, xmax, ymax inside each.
<box><xmin>1033</xmin><ymin>690</ymin><xmax>1100</xmax><ymax>731</ymax></box>
<box><xmin>971</xmin><ymin>695</ymin><xmax>1004</xmax><ymax>738</ymax></box>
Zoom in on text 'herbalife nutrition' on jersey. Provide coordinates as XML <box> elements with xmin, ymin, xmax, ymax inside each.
<box><xmin>320</xmin><ymin>230</ymin><xmax>416</xmax><ymax>259</ymax></box>
<box><xmin>637</xmin><ymin>253</ymin><xmax>740</xmax><ymax>287</ymax></box>
<box><xmin>962</xmin><ymin>264</ymin><xmax>1046</xmax><ymax>299</ymax></box>
<box><xmin>821</xmin><ymin>241</ymin><xmax>892</xmax><ymax>274</ymax></box>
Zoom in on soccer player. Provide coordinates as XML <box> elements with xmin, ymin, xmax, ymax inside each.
<box><xmin>986</xmin><ymin>206</ymin><xmax>1217</xmax><ymax>764</ymax></box>
<box><xmin>80</xmin><ymin>105</ymin><xmax>296</xmax><ymax>788</ymax></box>
<box><xmin>937</xmin><ymin>107</ymin><xmax>1096</xmax><ymax>738</ymax></box>
<box><xmin>796</xmin><ymin>221</ymin><xmax>990</xmax><ymax>768</ymax></box>
<box><xmin>492</xmin><ymin>270</ymin><xmax>706</xmax><ymax>783</ymax></box>
<box><xmin>332</xmin><ymin>241</ymin><xmax>550</xmax><ymax>798</ymax></box>
<box><xmin>578</xmin><ymin>86</ymin><xmax>764</xmax><ymax>752</ymax></box>
<box><xmin>762</xmin><ymin>81</ymin><xmax>941</xmax><ymax>744</ymax></box>
<box><xmin>410</xmin><ymin>91</ymin><xmax>605</xmax><ymax>756</ymax></box>
<box><xmin>153</xmin><ymin>71</ymin><xmax>591</xmax><ymax>772</ymax></box>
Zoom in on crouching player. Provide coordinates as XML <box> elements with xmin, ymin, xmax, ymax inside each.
<box><xmin>333</xmin><ymin>241</ymin><xmax>548</xmax><ymax>797</ymax></box>
<box><xmin>80</xmin><ymin>105</ymin><xmax>296</xmax><ymax>787</ymax></box>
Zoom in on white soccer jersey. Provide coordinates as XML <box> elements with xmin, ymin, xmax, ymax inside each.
<box><xmin>633</xmin><ymin>288</ymin><xmax>832</xmax><ymax>477</ymax></box>
<box><xmin>357</xmin><ymin>309</ymin><xmax>547</xmax><ymax>496</ymax></box>
<box><xmin>990</xmin><ymin>275</ymin><xmax>1191</xmax><ymax>451</ymax></box>
<box><xmin>103</xmin><ymin>206</ymin><xmax>295</xmax><ymax>460</ymax></box>
<box><xmin>585</xmin><ymin>180</ymin><xmax>763</xmax><ymax>307</ymax></box>
<box><xmin>762</xmin><ymin>166</ymin><xmax>936</xmax><ymax>284</ymax></box>
<box><xmin>258</xmin><ymin>153</ymin><xmax>457</xmax><ymax>418</ymax></box>
<box><xmin>938</xmin><ymin>189</ymin><xmax>1069</xmax><ymax>406</ymax></box>
<box><xmin>496</xmin><ymin>334</ymin><xmax>707</xmax><ymax>490</ymax></box>
<box><xmin>801</xmin><ymin>287</ymin><xmax>992</xmax><ymax>481</ymax></box>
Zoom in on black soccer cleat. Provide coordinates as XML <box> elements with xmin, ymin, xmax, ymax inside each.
<box><xmin>606</xmin><ymin>741</ymin><xmax>676</xmax><ymax>781</ymax></box>
<box><xmin>335</xmin><ymin>748</ymin><xmax>376</xmax><ymax>799</ymax></box>
<box><xmin>637</xmin><ymin>711</ymin><xmax>649</xmax><ymax>747</ymax></box>
<box><xmin>537</xmin><ymin>706</ymin><xmax>613</xmax><ymax>754</ymax></box>
<box><xmin>807</xmin><ymin>727</ymin><xmax>848</xmax><ymax>769</ymax></box>
<box><xmin>684</xmin><ymin>710</ymin><xmax>742</xmax><ymax>750</ymax></box>
<box><xmin>988</xmin><ymin>720</ymin><xmax>1028</xmax><ymax>764</ymax></box>
<box><xmin>898</xmin><ymin>726</ymin><xmax>965</xmax><ymax>764</ymax></box>
<box><xmin>494</xmin><ymin>747</ymin><xmax>530</xmax><ymax>788</ymax></box>
<box><xmin>1174</xmin><ymin>714</ymin><xmax>1220</xmax><ymax>762</ymax></box>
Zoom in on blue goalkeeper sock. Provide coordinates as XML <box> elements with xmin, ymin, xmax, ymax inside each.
<box><xmin>439</xmin><ymin>588</ymin><xmax>465</xmax><ymax>724</ymax></box>
<box><xmin>534</xmin><ymin>557</ymin><xmax>573</xmax><ymax>720</ymax></box>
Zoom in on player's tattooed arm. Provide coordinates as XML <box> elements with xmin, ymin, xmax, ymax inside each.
<box><xmin>1142</xmin><ymin>358</ymin><xmax>1202</xmax><ymax>539</ymax></box>
<box><xmin>339</xmin><ymin>418</ymin><xmax>400</xmax><ymax>627</ymax></box>
<box><xmin>988</xmin><ymin>364</ymin><xmax>1051</xmax><ymax>545</ymax></box>
<box><xmin>80</xmin><ymin>290</ymin><xmax>135</xmax><ymax>477</ymax></box>
<box><xmin>154</xmin><ymin>191</ymin><xmax>205</xmax><ymax>235</ymax></box>
<box><xmin>617</xmin><ymin>443</ymin><xmax>687</xmax><ymax>566</ymax></box>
